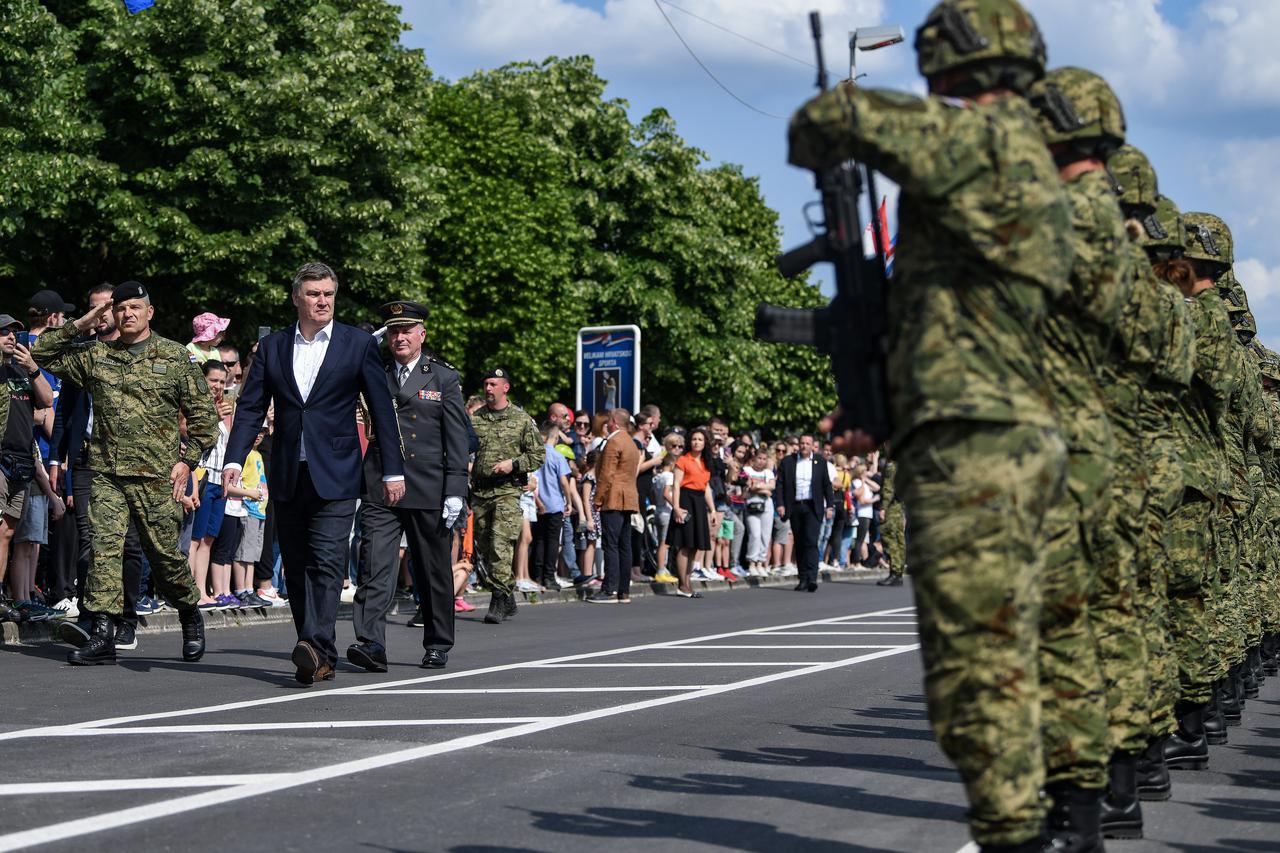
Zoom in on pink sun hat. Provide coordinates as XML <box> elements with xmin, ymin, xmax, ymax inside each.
<box><xmin>191</xmin><ymin>312</ymin><xmax>231</xmax><ymax>343</ymax></box>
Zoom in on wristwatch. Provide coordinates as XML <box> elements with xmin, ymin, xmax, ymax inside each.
<box><xmin>27</xmin><ymin>368</ymin><xmax>40</xmax><ymax>379</ymax></box>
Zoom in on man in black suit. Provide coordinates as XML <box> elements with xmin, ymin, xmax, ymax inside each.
<box><xmin>776</xmin><ymin>434</ymin><xmax>834</xmax><ymax>593</ymax></box>
<box><xmin>223</xmin><ymin>262</ymin><xmax>404</xmax><ymax>685</ymax></box>
<box><xmin>348</xmin><ymin>300</ymin><xmax>469</xmax><ymax>672</ymax></box>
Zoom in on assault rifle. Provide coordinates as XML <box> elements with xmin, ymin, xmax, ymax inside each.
<box><xmin>755</xmin><ymin>11</ymin><xmax>892</xmax><ymax>448</ymax></box>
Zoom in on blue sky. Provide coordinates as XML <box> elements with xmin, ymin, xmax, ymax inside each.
<box><xmin>398</xmin><ymin>0</ymin><xmax>1280</xmax><ymax>349</ymax></box>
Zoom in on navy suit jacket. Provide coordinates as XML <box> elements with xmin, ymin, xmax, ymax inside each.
<box><xmin>225</xmin><ymin>322</ymin><xmax>404</xmax><ymax>502</ymax></box>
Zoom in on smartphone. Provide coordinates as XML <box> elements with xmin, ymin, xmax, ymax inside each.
<box><xmin>15</xmin><ymin>331</ymin><xmax>29</xmax><ymax>349</ymax></box>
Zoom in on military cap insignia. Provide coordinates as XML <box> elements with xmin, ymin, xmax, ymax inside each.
<box><xmin>420</xmin><ymin>390</ymin><xmax>442</xmax><ymax>401</ymax></box>
<box><xmin>391</xmin><ymin>303</ymin><xmax>404</xmax><ymax>315</ymax></box>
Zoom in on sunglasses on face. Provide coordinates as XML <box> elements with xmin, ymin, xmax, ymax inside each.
<box><xmin>0</xmin><ymin>329</ymin><xmax>14</xmax><ymax>337</ymax></box>
<box><xmin>575</xmin><ymin>421</ymin><xmax>589</xmax><ymax>429</ymax></box>
<box><xmin>223</xmin><ymin>360</ymin><xmax>239</xmax><ymax>368</ymax></box>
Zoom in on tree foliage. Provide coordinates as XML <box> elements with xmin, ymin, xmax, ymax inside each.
<box><xmin>2</xmin><ymin>1</ymin><xmax>834</xmax><ymax>433</ymax></box>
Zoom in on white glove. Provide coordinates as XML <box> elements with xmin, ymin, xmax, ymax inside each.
<box><xmin>443</xmin><ymin>496</ymin><xmax>465</xmax><ymax>529</ymax></box>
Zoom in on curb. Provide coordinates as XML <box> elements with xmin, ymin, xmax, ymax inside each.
<box><xmin>1</xmin><ymin>567</ymin><xmax>886</xmax><ymax>647</ymax></box>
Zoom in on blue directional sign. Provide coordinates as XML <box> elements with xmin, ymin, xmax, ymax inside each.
<box><xmin>576</xmin><ymin>325</ymin><xmax>641</xmax><ymax>415</ymax></box>
<box><xmin>124</xmin><ymin>0</ymin><xmax>156</xmax><ymax>12</ymax></box>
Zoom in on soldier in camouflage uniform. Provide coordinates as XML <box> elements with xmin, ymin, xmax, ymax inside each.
<box><xmin>788</xmin><ymin>2</ymin><xmax>1073</xmax><ymax>849</ymax></box>
<box><xmin>1088</xmin><ymin>147</ymin><xmax>1197</xmax><ymax>831</ymax></box>
<box><xmin>33</xmin><ymin>281</ymin><xmax>219</xmax><ymax>666</ymax></box>
<box><xmin>1026</xmin><ymin>68</ymin><xmax>1133</xmax><ymax>825</ymax></box>
<box><xmin>1252</xmin><ymin>343</ymin><xmax>1280</xmax><ymax>677</ymax></box>
<box><xmin>470</xmin><ymin>368</ymin><xmax>544</xmax><ymax>625</ymax></box>
<box><xmin>875</xmin><ymin>455</ymin><xmax>905</xmax><ymax>585</ymax></box>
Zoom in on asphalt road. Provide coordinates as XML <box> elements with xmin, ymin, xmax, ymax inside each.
<box><xmin>1</xmin><ymin>579</ymin><xmax>1277</xmax><ymax>853</ymax></box>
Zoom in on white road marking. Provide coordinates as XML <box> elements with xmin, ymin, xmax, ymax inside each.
<box><xmin>753</xmin><ymin>631</ymin><xmax>920</xmax><ymax>636</ymax></box>
<box><xmin>359</xmin><ymin>686</ymin><xmax>717</xmax><ymax>695</ymax></box>
<box><xmin>42</xmin><ymin>719</ymin><xmax>549</xmax><ymax>736</ymax></box>
<box><xmin>670</xmin><ymin>644</ymin><xmax>908</xmax><ymax>650</ymax></box>
<box><xmin>0</xmin><ymin>643</ymin><xmax>919</xmax><ymax>852</ymax></box>
<box><xmin>0</xmin><ymin>776</ymin><xmax>292</xmax><ymax>795</ymax></box>
<box><xmin>0</xmin><ymin>606</ymin><xmax>915</xmax><ymax>742</ymax></box>
<box><xmin>531</xmin><ymin>662</ymin><xmax>819</xmax><ymax>668</ymax></box>
<box><xmin>955</xmin><ymin>844</ymin><xmax>978</xmax><ymax>853</ymax></box>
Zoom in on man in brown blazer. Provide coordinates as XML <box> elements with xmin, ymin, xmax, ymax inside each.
<box><xmin>586</xmin><ymin>407</ymin><xmax>640</xmax><ymax>604</ymax></box>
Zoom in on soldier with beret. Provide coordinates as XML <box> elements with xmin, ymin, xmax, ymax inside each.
<box><xmin>33</xmin><ymin>281</ymin><xmax>220</xmax><ymax>665</ymax></box>
<box><xmin>470</xmin><ymin>367</ymin><xmax>543</xmax><ymax>624</ymax></box>
<box><xmin>349</xmin><ymin>301</ymin><xmax>469</xmax><ymax>671</ymax></box>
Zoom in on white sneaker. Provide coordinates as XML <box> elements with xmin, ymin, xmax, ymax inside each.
<box><xmin>258</xmin><ymin>587</ymin><xmax>289</xmax><ymax>607</ymax></box>
<box><xmin>697</xmin><ymin>568</ymin><xmax>721</xmax><ymax>583</ymax></box>
<box><xmin>516</xmin><ymin>579</ymin><xmax>541</xmax><ymax>593</ymax></box>
<box><xmin>340</xmin><ymin>585</ymin><xmax>357</xmax><ymax>604</ymax></box>
<box><xmin>554</xmin><ymin>576</ymin><xmax>573</xmax><ymax>589</ymax></box>
<box><xmin>783</xmin><ymin>564</ymin><xmax>799</xmax><ymax>577</ymax></box>
<box><xmin>52</xmin><ymin>597</ymin><xmax>79</xmax><ymax>619</ymax></box>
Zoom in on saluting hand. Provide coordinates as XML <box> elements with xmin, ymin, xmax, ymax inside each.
<box><xmin>73</xmin><ymin>299</ymin><xmax>112</xmax><ymax>334</ymax></box>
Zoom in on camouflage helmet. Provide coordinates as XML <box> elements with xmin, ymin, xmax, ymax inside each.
<box><xmin>915</xmin><ymin>0</ymin><xmax>1047</xmax><ymax>94</ymax></box>
<box><xmin>1139</xmin><ymin>195</ymin><xmax>1186</xmax><ymax>261</ymax></box>
<box><xmin>1250</xmin><ymin>341</ymin><xmax>1280</xmax><ymax>383</ymax></box>
<box><xmin>1029</xmin><ymin>67</ymin><xmax>1126</xmax><ymax>149</ymax></box>
<box><xmin>1219</xmin><ymin>272</ymin><xmax>1257</xmax><ymax>342</ymax></box>
<box><xmin>1182</xmin><ymin>212</ymin><xmax>1234</xmax><ymax>270</ymax></box>
<box><xmin>1108</xmin><ymin>145</ymin><xmax>1159</xmax><ymax>212</ymax></box>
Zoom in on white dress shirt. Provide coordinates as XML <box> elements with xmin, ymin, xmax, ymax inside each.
<box><xmin>794</xmin><ymin>453</ymin><xmax>813</xmax><ymax>502</ymax></box>
<box><xmin>294</xmin><ymin>320</ymin><xmax>333</xmax><ymax>462</ymax></box>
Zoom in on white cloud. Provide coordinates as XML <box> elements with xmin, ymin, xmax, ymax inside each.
<box><xmin>1237</xmin><ymin>257</ymin><xmax>1280</xmax><ymax>302</ymax></box>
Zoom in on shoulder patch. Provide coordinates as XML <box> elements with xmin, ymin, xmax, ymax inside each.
<box><xmin>197</xmin><ymin>377</ymin><xmax>209</xmax><ymax>393</ymax></box>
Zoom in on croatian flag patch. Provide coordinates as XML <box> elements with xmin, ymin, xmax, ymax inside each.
<box><xmin>419</xmin><ymin>390</ymin><xmax>442</xmax><ymax>401</ymax></box>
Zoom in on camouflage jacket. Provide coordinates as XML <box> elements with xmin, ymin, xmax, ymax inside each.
<box><xmin>1041</xmin><ymin>170</ymin><xmax>1131</xmax><ymax>452</ymax></box>
<box><xmin>33</xmin><ymin>323</ymin><xmax>219</xmax><ymax>479</ymax></box>
<box><xmin>788</xmin><ymin>87</ymin><xmax>1072</xmax><ymax>444</ymax></box>
<box><xmin>469</xmin><ymin>402</ymin><xmax>544</xmax><ymax>499</ymax></box>
<box><xmin>1173</xmin><ymin>291</ymin><xmax>1236</xmax><ymax>498</ymax></box>
<box><xmin>880</xmin><ymin>458</ymin><xmax>897</xmax><ymax>505</ymax></box>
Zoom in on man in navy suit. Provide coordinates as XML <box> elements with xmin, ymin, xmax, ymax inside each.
<box><xmin>776</xmin><ymin>434</ymin><xmax>834</xmax><ymax>593</ymax></box>
<box><xmin>223</xmin><ymin>262</ymin><xmax>404</xmax><ymax>684</ymax></box>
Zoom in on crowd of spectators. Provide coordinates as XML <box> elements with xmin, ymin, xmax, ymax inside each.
<box><xmin>0</xmin><ymin>286</ymin><xmax>895</xmax><ymax>633</ymax></box>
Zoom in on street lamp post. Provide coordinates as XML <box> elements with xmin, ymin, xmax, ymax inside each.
<box><xmin>848</xmin><ymin>24</ymin><xmax>905</xmax><ymax>82</ymax></box>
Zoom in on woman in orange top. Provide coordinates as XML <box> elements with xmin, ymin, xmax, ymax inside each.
<box><xmin>667</xmin><ymin>427</ymin><xmax>716</xmax><ymax>598</ymax></box>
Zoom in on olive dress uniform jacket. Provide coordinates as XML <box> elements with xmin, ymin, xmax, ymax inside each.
<box><xmin>362</xmin><ymin>355</ymin><xmax>469</xmax><ymax>510</ymax></box>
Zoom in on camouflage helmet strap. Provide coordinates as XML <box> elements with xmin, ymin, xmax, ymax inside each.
<box><xmin>937</xmin><ymin>4</ymin><xmax>990</xmax><ymax>54</ymax></box>
<box><xmin>1189</xmin><ymin>224</ymin><xmax>1220</xmax><ymax>257</ymax></box>
<box><xmin>1029</xmin><ymin>83</ymin><xmax>1085</xmax><ymax>133</ymax></box>
<box><xmin>1142</xmin><ymin>213</ymin><xmax>1168</xmax><ymax>240</ymax></box>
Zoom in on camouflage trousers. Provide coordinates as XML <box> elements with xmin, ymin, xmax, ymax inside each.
<box><xmin>86</xmin><ymin>472</ymin><xmax>199</xmax><ymax>616</ymax></box>
<box><xmin>1209</xmin><ymin>501</ymin><xmax>1246</xmax><ymax>677</ymax></box>
<box><xmin>1166</xmin><ymin>492</ymin><xmax>1217</xmax><ymax>704</ymax></box>
<box><xmin>471</xmin><ymin>492</ymin><xmax>521</xmax><ymax>595</ymax></box>
<box><xmin>1038</xmin><ymin>449</ymin><xmax>1112</xmax><ymax>789</ymax></box>
<box><xmin>882</xmin><ymin>501</ymin><xmax>906</xmax><ymax>576</ymax></box>
<box><xmin>899</xmin><ymin>420</ymin><xmax>1067</xmax><ymax>848</ymax></box>
<box><xmin>1140</xmin><ymin>434</ymin><xmax>1184</xmax><ymax>738</ymax></box>
<box><xmin>1262</xmin><ymin>511</ymin><xmax>1280</xmax><ymax>633</ymax></box>
<box><xmin>1090</xmin><ymin>440</ymin><xmax>1151</xmax><ymax>755</ymax></box>
<box><xmin>1242</xmin><ymin>505</ymin><xmax>1268</xmax><ymax>645</ymax></box>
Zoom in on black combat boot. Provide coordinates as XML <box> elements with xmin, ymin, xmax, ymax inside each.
<box><xmin>1248</xmin><ymin>646</ymin><xmax>1265</xmax><ymax>686</ymax></box>
<box><xmin>1231</xmin><ymin>663</ymin><xmax>1247</xmax><ymax>710</ymax></box>
<box><xmin>1218</xmin><ymin>676</ymin><xmax>1243</xmax><ymax>725</ymax></box>
<box><xmin>502</xmin><ymin>590</ymin><xmax>518</xmax><ymax>619</ymax></box>
<box><xmin>1242</xmin><ymin>656</ymin><xmax>1260</xmax><ymax>698</ymax></box>
<box><xmin>483</xmin><ymin>591</ymin><xmax>507</xmax><ymax>624</ymax></box>
<box><xmin>1203</xmin><ymin>687</ymin><xmax>1228</xmax><ymax>745</ymax></box>
<box><xmin>1264</xmin><ymin>635</ymin><xmax>1280</xmax><ymax>676</ymax></box>
<box><xmin>1163</xmin><ymin>701</ymin><xmax>1209</xmax><ymax>770</ymax></box>
<box><xmin>1045</xmin><ymin>782</ymin><xmax>1104</xmax><ymax>853</ymax></box>
<box><xmin>1100</xmin><ymin>751</ymin><xmax>1143</xmax><ymax>840</ymax></box>
<box><xmin>1136</xmin><ymin>736</ymin><xmax>1171</xmax><ymax>801</ymax></box>
<box><xmin>178</xmin><ymin>608</ymin><xmax>205</xmax><ymax>661</ymax></box>
<box><xmin>67</xmin><ymin>613</ymin><xmax>116</xmax><ymax>666</ymax></box>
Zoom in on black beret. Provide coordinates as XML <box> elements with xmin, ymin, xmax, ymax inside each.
<box><xmin>111</xmin><ymin>281</ymin><xmax>148</xmax><ymax>303</ymax></box>
<box><xmin>483</xmin><ymin>367</ymin><xmax>512</xmax><ymax>384</ymax></box>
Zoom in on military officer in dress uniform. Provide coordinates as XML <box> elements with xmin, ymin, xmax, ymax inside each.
<box><xmin>348</xmin><ymin>300</ymin><xmax>469</xmax><ymax>671</ymax></box>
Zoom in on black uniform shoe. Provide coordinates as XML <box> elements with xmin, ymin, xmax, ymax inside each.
<box><xmin>58</xmin><ymin>619</ymin><xmax>92</xmax><ymax>648</ymax></box>
<box><xmin>876</xmin><ymin>573</ymin><xmax>904</xmax><ymax>586</ymax></box>
<box><xmin>178</xmin><ymin>608</ymin><xmax>205</xmax><ymax>662</ymax></box>
<box><xmin>1045</xmin><ymin>782</ymin><xmax>1104</xmax><ymax>853</ymax></box>
<box><xmin>407</xmin><ymin>607</ymin><xmax>426</xmax><ymax>628</ymax></box>
<box><xmin>67</xmin><ymin>613</ymin><xmax>116</xmax><ymax>666</ymax></box>
<box><xmin>0</xmin><ymin>601</ymin><xmax>26</xmax><ymax>623</ymax></box>
<box><xmin>114</xmin><ymin>621</ymin><xmax>138</xmax><ymax>651</ymax></box>
<box><xmin>1164</xmin><ymin>701</ymin><xmax>1209</xmax><ymax>770</ymax></box>
<box><xmin>484</xmin><ymin>592</ymin><xmax>507</xmax><ymax>624</ymax></box>
<box><xmin>1203</xmin><ymin>686</ymin><xmax>1228</xmax><ymax>745</ymax></box>
<box><xmin>1100</xmin><ymin>751</ymin><xmax>1143</xmax><ymax>839</ymax></box>
<box><xmin>806</xmin><ymin>581</ymin><xmax>819</xmax><ymax>592</ymax></box>
<box><xmin>793</xmin><ymin>581</ymin><xmax>806</xmax><ymax>591</ymax></box>
<box><xmin>1136</xmin><ymin>736</ymin><xmax>1171</xmax><ymax>801</ymax></box>
<box><xmin>421</xmin><ymin>649</ymin><xmax>448</xmax><ymax>669</ymax></box>
<box><xmin>346</xmin><ymin>641</ymin><xmax>388</xmax><ymax>673</ymax></box>
<box><xmin>1219</xmin><ymin>675</ymin><xmax>1243</xmax><ymax>725</ymax></box>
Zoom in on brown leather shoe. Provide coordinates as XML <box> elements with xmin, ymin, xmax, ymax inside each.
<box><xmin>295</xmin><ymin>662</ymin><xmax>336</xmax><ymax>685</ymax></box>
<box><xmin>291</xmin><ymin>640</ymin><xmax>321</xmax><ymax>684</ymax></box>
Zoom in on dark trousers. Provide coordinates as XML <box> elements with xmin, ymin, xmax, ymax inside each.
<box><xmin>790</xmin><ymin>500</ymin><xmax>822</xmax><ymax>585</ymax></box>
<box><xmin>73</xmin><ymin>466</ymin><xmax>142</xmax><ymax>624</ymax></box>
<box><xmin>825</xmin><ymin>512</ymin><xmax>846</xmax><ymax>564</ymax></box>
<box><xmin>355</xmin><ymin>501</ymin><xmax>454</xmax><ymax>652</ymax></box>
<box><xmin>602</xmin><ymin>510</ymin><xmax>633</xmax><ymax>596</ymax></box>
<box><xmin>48</xmin><ymin>506</ymin><xmax>79</xmax><ymax>601</ymax></box>
<box><xmin>275</xmin><ymin>464</ymin><xmax>357</xmax><ymax>666</ymax></box>
<box><xmin>255</xmin><ymin>498</ymin><xmax>276</xmax><ymax>584</ymax></box>
<box><xmin>532</xmin><ymin>511</ymin><xmax>564</xmax><ymax>587</ymax></box>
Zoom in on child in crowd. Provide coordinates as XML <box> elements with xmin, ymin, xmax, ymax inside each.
<box><xmin>514</xmin><ymin>473</ymin><xmax>540</xmax><ymax>593</ymax></box>
<box><xmin>651</xmin><ymin>435</ymin><xmax>682</xmax><ymax>582</ymax></box>
<box><xmin>228</xmin><ymin>426</ymin><xmax>268</xmax><ymax>606</ymax></box>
